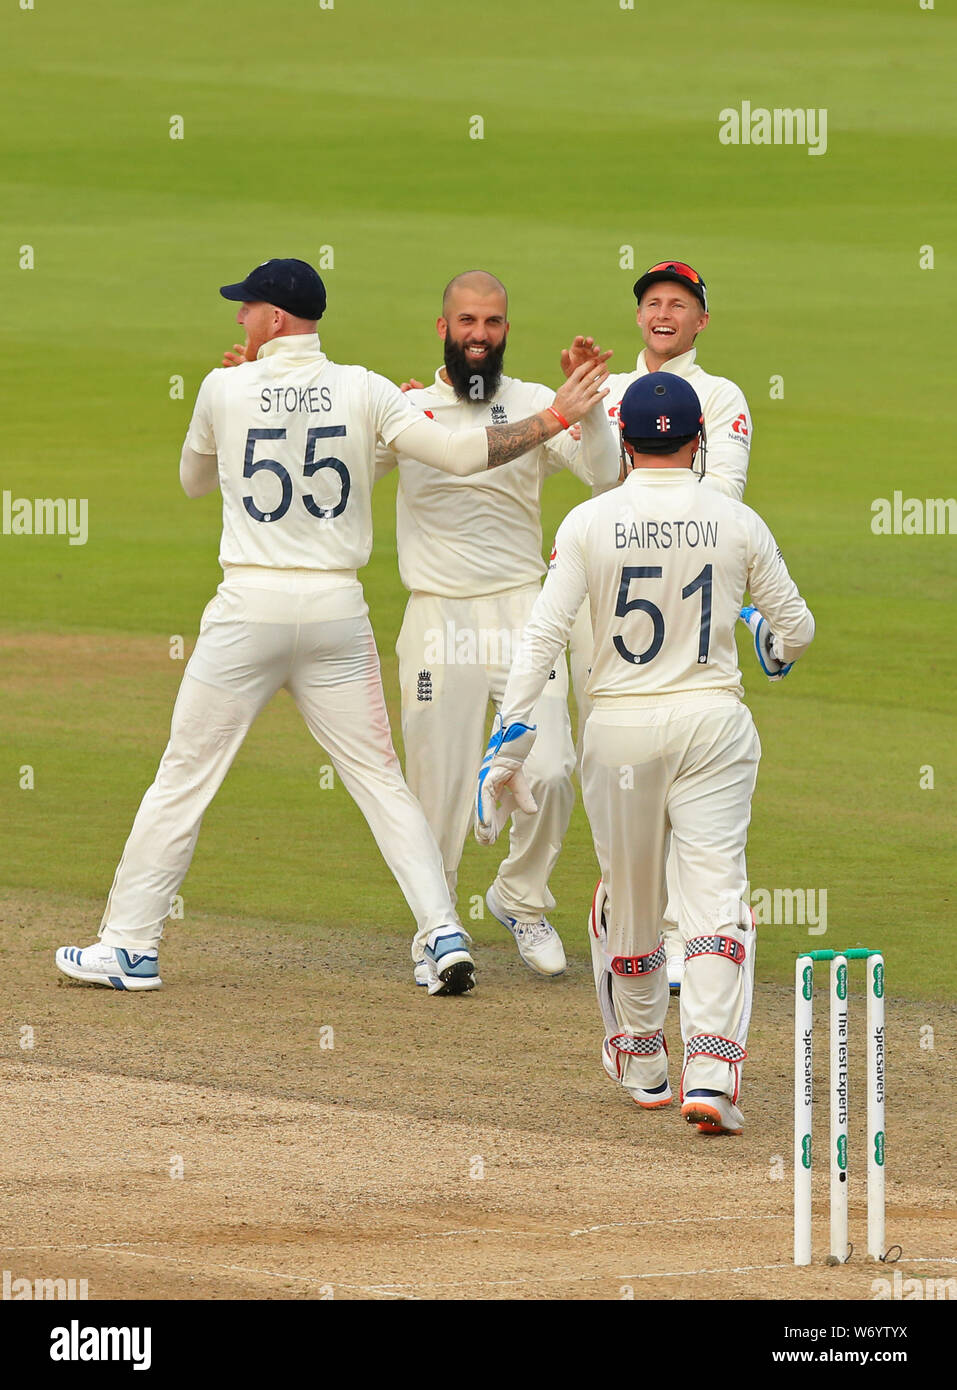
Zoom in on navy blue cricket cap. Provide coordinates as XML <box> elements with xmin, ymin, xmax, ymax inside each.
<box><xmin>619</xmin><ymin>373</ymin><xmax>703</xmax><ymax>451</ymax></box>
<box><xmin>219</xmin><ymin>258</ymin><xmax>327</xmax><ymax>320</ymax></box>
<box><xmin>632</xmin><ymin>259</ymin><xmax>707</xmax><ymax>312</ymax></box>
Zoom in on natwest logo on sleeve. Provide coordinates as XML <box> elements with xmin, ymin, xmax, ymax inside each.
<box><xmin>548</xmin><ymin>543</ymin><xmax>558</xmax><ymax>570</ymax></box>
<box><xmin>730</xmin><ymin>412</ymin><xmax>750</xmax><ymax>438</ymax></box>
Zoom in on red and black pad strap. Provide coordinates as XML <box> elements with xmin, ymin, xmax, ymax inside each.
<box><xmin>610</xmin><ymin>1029</ymin><xmax>667</xmax><ymax>1057</ymax></box>
<box><xmin>686</xmin><ymin>1034</ymin><xmax>748</xmax><ymax>1064</ymax></box>
<box><xmin>685</xmin><ymin>934</ymin><xmax>746</xmax><ymax>966</ymax></box>
<box><xmin>610</xmin><ymin>940</ymin><xmax>666</xmax><ymax>976</ymax></box>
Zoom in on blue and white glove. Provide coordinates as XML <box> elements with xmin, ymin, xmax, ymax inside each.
<box><xmin>474</xmin><ymin>714</ymin><xmax>539</xmax><ymax>846</ymax></box>
<box><xmin>739</xmin><ymin>605</ymin><xmax>793</xmax><ymax>681</ymax></box>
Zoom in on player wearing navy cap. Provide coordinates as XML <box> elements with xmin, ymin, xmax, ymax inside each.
<box><xmin>54</xmin><ymin>259</ymin><xmax>608</xmax><ymax>996</ymax></box>
<box><xmin>477</xmin><ymin>373</ymin><xmax>814</xmax><ymax>1134</ymax></box>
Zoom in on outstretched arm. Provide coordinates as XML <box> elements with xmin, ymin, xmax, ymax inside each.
<box><xmin>389</xmin><ymin>359</ymin><xmax>611</xmax><ymax>477</ymax></box>
<box><xmin>487</xmin><ymin>355</ymin><xmax>613</xmax><ymax>467</ymax></box>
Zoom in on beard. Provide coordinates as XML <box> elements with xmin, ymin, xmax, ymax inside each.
<box><xmin>443</xmin><ymin>333</ymin><xmax>507</xmax><ymax>402</ymax></box>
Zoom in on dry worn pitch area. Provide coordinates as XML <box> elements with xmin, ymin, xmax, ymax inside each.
<box><xmin>2</xmin><ymin>890</ymin><xmax>954</xmax><ymax>1302</ymax></box>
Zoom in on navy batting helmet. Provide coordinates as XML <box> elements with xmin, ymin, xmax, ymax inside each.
<box><xmin>618</xmin><ymin>373</ymin><xmax>703</xmax><ymax>453</ymax></box>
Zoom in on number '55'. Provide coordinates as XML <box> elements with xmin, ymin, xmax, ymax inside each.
<box><xmin>242</xmin><ymin>426</ymin><xmax>351</xmax><ymax>523</ymax></box>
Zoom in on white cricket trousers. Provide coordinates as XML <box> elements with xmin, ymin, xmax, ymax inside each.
<box><xmin>571</xmin><ymin>601</ymin><xmax>684</xmax><ymax>967</ymax></box>
<box><xmin>396</xmin><ymin>584</ymin><xmax>576</xmax><ymax>920</ymax></box>
<box><xmin>582</xmin><ymin>697</ymin><xmax>760</xmax><ymax>1101</ymax></box>
<box><xmin>98</xmin><ymin>571</ymin><xmax>458</xmax><ymax>958</ymax></box>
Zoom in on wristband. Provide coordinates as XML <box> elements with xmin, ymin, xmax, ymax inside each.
<box><xmin>547</xmin><ymin>407</ymin><xmax>570</xmax><ymax>430</ymax></box>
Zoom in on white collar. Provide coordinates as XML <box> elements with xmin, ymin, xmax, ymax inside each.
<box><xmin>624</xmin><ymin>466</ymin><xmax>697</xmax><ymax>485</ymax></box>
<box><xmin>257</xmin><ymin>333</ymin><xmax>324</xmax><ymax>360</ymax></box>
<box><xmin>431</xmin><ymin>367</ymin><xmax>458</xmax><ymax>398</ymax></box>
<box><xmin>634</xmin><ymin>347</ymin><xmax>697</xmax><ymax>377</ymax></box>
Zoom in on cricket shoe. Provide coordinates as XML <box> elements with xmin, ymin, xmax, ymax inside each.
<box><xmin>417</xmin><ymin>928</ymin><xmax>475</xmax><ymax>996</ymax></box>
<box><xmin>667</xmin><ymin>954</ymin><xmax>685</xmax><ymax>995</ymax></box>
<box><xmin>485</xmin><ymin>883</ymin><xmax>566</xmax><ymax>977</ymax></box>
<box><xmin>601</xmin><ymin>1040</ymin><xmax>672</xmax><ymax>1109</ymax></box>
<box><xmin>55</xmin><ymin>943</ymin><xmax>162</xmax><ymax>991</ymax></box>
<box><xmin>681</xmin><ymin>1089</ymin><xmax>744</xmax><ymax>1136</ymax></box>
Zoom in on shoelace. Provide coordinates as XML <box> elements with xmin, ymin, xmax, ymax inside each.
<box><xmin>513</xmin><ymin>919</ymin><xmax>554</xmax><ymax>946</ymax></box>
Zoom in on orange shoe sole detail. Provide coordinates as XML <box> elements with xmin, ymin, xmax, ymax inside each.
<box><xmin>680</xmin><ymin>1101</ymin><xmax>742</xmax><ymax>1136</ymax></box>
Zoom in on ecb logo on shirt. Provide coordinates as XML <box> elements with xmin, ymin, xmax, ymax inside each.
<box><xmin>490</xmin><ymin>404</ymin><xmax>508</xmax><ymax>424</ymax></box>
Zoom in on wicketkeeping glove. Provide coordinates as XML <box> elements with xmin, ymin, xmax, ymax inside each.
<box><xmin>739</xmin><ymin>605</ymin><xmax>793</xmax><ymax>681</ymax></box>
<box><xmin>474</xmin><ymin>714</ymin><xmax>539</xmax><ymax>846</ymax></box>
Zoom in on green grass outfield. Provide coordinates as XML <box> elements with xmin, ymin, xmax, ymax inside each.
<box><xmin>1</xmin><ymin>0</ymin><xmax>954</xmax><ymax>999</ymax></box>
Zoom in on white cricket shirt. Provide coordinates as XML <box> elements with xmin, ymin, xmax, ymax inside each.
<box><xmin>502</xmin><ymin>468</ymin><xmax>814</xmax><ymax>722</ymax></box>
<box><xmin>184</xmin><ymin>335</ymin><xmax>488</xmax><ymax>572</ymax></box>
<box><xmin>604</xmin><ymin>348</ymin><xmax>752</xmax><ymax>500</ymax></box>
<box><xmin>377</xmin><ymin>370</ymin><xmax>619</xmax><ymax>599</ymax></box>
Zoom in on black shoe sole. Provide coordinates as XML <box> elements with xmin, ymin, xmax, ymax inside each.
<box><xmin>437</xmin><ymin>960</ymin><xmax>476</xmax><ymax>996</ymax></box>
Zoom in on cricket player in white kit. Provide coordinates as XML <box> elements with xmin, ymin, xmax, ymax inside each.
<box><xmin>477</xmin><ymin>373</ymin><xmax>814</xmax><ymax>1135</ymax></box>
<box><xmin>565</xmin><ymin>261</ymin><xmax>753</xmax><ymax>990</ymax></box>
<box><xmin>54</xmin><ymin>258</ymin><xmax>609</xmax><ymax>996</ymax></box>
<box><xmin>377</xmin><ymin>271</ymin><xmax>619</xmax><ymax>981</ymax></box>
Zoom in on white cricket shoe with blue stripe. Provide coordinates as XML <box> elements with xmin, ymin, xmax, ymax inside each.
<box><xmin>485</xmin><ymin>883</ymin><xmax>566</xmax><ymax>977</ymax></box>
<box><xmin>55</xmin><ymin>942</ymin><xmax>162</xmax><ymax>991</ymax></box>
<box><xmin>414</xmin><ymin>928</ymin><xmax>475</xmax><ymax>996</ymax></box>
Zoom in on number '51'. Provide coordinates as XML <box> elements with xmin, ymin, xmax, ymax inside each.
<box><xmin>613</xmin><ymin>563</ymin><xmax>713</xmax><ymax>665</ymax></box>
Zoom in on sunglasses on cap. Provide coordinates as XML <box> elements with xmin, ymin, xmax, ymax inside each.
<box><xmin>633</xmin><ymin>260</ymin><xmax>708</xmax><ymax>311</ymax></box>
<box><xmin>645</xmin><ymin>261</ymin><xmax>702</xmax><ymax>284</ymax></box>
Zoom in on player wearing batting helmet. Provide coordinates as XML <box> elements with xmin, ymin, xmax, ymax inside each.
<box><xmin>477</xmin><ymin>372</ymin><xmax>814</xmax><ymax>1135</ymax></box>
<box><xmin>563</xmin><ymin>261</ymin><xmax>755</xmax><ymax>992</ymax></box>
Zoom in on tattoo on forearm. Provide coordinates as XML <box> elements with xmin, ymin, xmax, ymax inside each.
<box><xmin>486</xmin><ymin>415</ymin><xmax>551</xmax><ymax>469</ymax></box>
